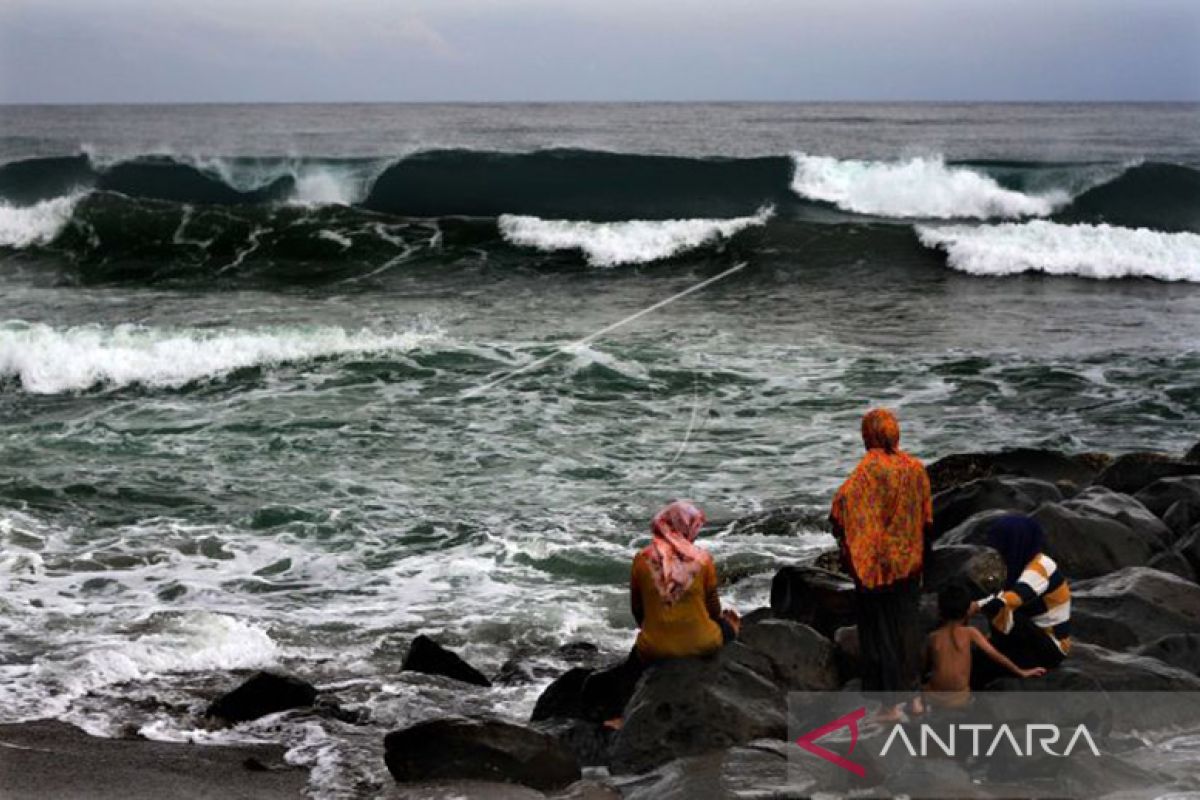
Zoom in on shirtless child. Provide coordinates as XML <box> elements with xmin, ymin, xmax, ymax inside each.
<box><xmin>917</xmin><ymin>584</ymin><xmax>1045</xmax><ymax>712</ymax></box>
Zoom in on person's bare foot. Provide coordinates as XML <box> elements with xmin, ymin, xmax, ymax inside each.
<box><xmin>909</xmin><ymin>696</ymin><xmax>926</xmax><ymax>716</ymax></box>
<box><xmin>603</xmin><ymin>717</ymin><xmax>624</xmax><ymax>731</ymax></box>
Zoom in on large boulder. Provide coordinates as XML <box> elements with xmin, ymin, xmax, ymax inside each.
<box><xmin>205</xmin><ymin>671</ymin><xmax>317</xmax><ymax>724</ymax></box>
<box><xmin>1072</xmin><ymin>567</ymin><xmax>1200</xmax><ymax>651</ymax></box>
<box><xmin>1093</xmin><ymin>453</ymin><xmax>1200</xmax><ymax>495</ymax></box>
<box><xmin>937</xmin><ymin>509</ymin><xmax>1010</xmax><ymax>547</ymax></box>
<box><xmin>926</xmin><ymin>448</ymin><xmax>1106</xmax><ymax>495</ymax></box>
<box><xmin>384</xmin><ymin>717</ymin><xmax>581</xmax><ymax>792</ymax></box>
<box><xmin>924</xmin><ymin>545</ymin><xmax>1006</xmax><ymax>595</ymax></box>
<box><xmin>1133</xmin><ymin>476</ymin><xmax>1200</xmax><ymax>518</ymax></box>
<box><xmin>402</xmin><ymin>635</ymin><xmax>492</xmax><ymax>687</ymax></box>
<box><xmin>769</xmin><ymin>565</ymin><xmax>856</xmax><ymax>638</ymax></box>
<box><xmin>931</xmin><ymin>477</ymin><xmax>1062</xmax><ymax>540</ymax></box>
<box><xmin>737</xmin><ymin>619</ymin><xmax>839</xmax><ymax>691</ymax></box>
<box><xmin>1063</xmin><ymin>486</ymin><xmax>1173</xmax><ymax>544</ymax></box>
<box><xmin>1031</xmin><ymin>500</ymin><xmax>1164</xmax><ymax>579</ymax></box>
<box><xmin>1178</xmin><ymin>527</ymin><xmax>1200</xmax><ymax>575</ymax></box>
<box><xmin>607</xmin><ymin>644</ymin><xmax>787</xmax><ymax>775</ymax></box>
<box><xmin>1186</xmin><ymin>441</ymin><xmax>1200</xmax><ymax>463</ymax></box>
<box><xmin>530</xmin><ymin>667</ymin><xmax>593</xmax><ymax>722</ymax></box>
<box><xmin>715</xmin><ymin>505</ymin><xmax>825</xmax><ymax>538</ymax></box>
<box><xmin>611</xmin><ymin>740</ymin><xmax>797</xmax><ymax>800</ymax></box>
<box><xmin>530</xmin><ymin>718</ymin><xmax>613</xmax><ymax>768</ymax></box>
<box><xmin>1135</xmin><ymin>633</ymin><xmax>1200</xmax><ymax>678</ymax></box>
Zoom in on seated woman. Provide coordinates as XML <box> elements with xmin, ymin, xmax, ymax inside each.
<box><xmin>631</xmin><ymin>500</ymin><xmax>738</xmax><ymax>662</ymax></box>
<box><xmin>969</xmin><ymin>514</ymin><xmax>1071</xmax><ymax>688</ymax></box>
<box><xmin>584</xmin><ymin>500</ymin><xmax>738</xmax><ymax>727</ymax></box>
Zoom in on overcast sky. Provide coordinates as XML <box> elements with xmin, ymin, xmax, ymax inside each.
<box><xmin>1</xmin><ymin>0</ymin><xmax>1198</xmax><ymax>103</ymax></box>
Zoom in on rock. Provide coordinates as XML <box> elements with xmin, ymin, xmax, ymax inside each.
<box><xmin>531</xmin><ymin>718</ymin><xmax>612</xmax><ymax>768</ymax></box>
<box><xmin>1186</xmin><ymin>441</ymin><xmax>1200</xmax><ymax>463</ymax></box>
<box><xmin>924</xmin><ymin>545</ymin><xmax>1006</xmax><ymax>595</ymax></box>
<box><xmin>769</xmin><ymin>565</ymin><xmax>856</xmax><ymax>638</ymax></box>
<box><xmin>1135</xmin><ymin>634</ymin><xmax>1200</xmax><ymax>677</ymax></box>
<box><xmin>530</xmin><ymin>668</ymin><xmax>593</xmax><ymax>722</ymax></box>
<box><xmin>926</xmin><ymin>448</ymin><xmax>1105</xmax><ymax>495</ymax></box>
<box><xmin>1148</xmin><ymin>548</ymin><xmax>1197</xmax><ymax>582</ymax></box>
<box><xmin>1063</xmin><ymin>486</ymin><xmax>1173</xmax><ymax>544</ymax></box>
<box><xmin>932</xmin><ymin>477</ymin><xmax>1062</xmax><ymax>540</ymax></box>
<box><xmin>740</xmin><ymin>606</ymin><xmax>774</xmax><ymax>626</ymax></box>
<box><xmin>832</xmin><ymin>625</ymin><xmax>859</xmax><ymax>684</ymax></box>
<box><xmin>608</xmin><ymin>645</ymin><xmax>787</xmax><ymax>775</ymax></box>
<box><xmin>557</xmin><ymin>642</ymin><xmax>600</xmax><ymax>663</ymax></box>
<box><xmin>738</xmin><ymin>619</ymin><xmax>839</xmax><ymax>691</ymax></box>
<box><xmin>1133</xmin><ymin>476</ymin><xmax>1200</xmax><ymax>519</ymax></box>
<box><xmin>1072</xmin><ymin>567</ymin><xmax>1200</xmax><ymax>651</ymax></box>
<box><xmin>384</xmin><ymin>717</ymin><xmax>581</xmax><ymax>792</ymax></box>
<box><xmin>1179</xmin><ymin>527</ymin><xmax>1200</xmax><ymax>575</ymax></box>
<box><xmin>1093</xmin><ymin>452</ymin><xmax>1200</xmax><ymax>495</ymax></box>
<box><xmin>1031</xmin><ymin>501</ymin><xmax>1163</xmax><ymax>579</ymax></box>
<box><xmin>205</xmin><ymin>671</ymin><xmax>317</xmax><ymax>724</ymax></box>
<box><xmin>938</xmin><ymin>509</ymin><xmax>1010</xmax><ymax>547</ymax></box>
<box><xmin>402</xmin><ymin>635</ymin><xmax>492</xmax><ymax>688</ymax></box>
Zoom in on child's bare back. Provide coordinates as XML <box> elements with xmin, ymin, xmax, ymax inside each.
<box><xmin>925</xmin><ymin>624</ymin><xmax>975</xmax><ymax>694</ymax></box>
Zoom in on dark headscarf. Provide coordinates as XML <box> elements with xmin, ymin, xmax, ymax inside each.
<box><xmin>986</xmin><ymin>514</ymin><xmax>1046</xmax><ymax>589</ymax></box>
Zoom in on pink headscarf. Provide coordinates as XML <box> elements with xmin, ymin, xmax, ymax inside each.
<box><xmin>643</xmin><ymin>500</ymin><xmax>708</xmax><ymax>606</ymax></box>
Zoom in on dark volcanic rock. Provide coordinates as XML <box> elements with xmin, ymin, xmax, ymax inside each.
<box><xmin>1134</xmin><ymin>476</ymin><xmax>1200</xmax><ymax>519</ymax></box>
<box><xmin>938</xmin><ymin>508</ymin><xmax>1009</xmax><ymax>547</ymax></box>
<box><xmin>924</xmin><ymin>544</ymin><xmax>1006</xmax><ymax>595</ymax></box>
<box><xmin>932</xmin><ymin>477</ymin><xmax>1062</xmax><ymax>540</ymax></box>
<box><xmin>769</xmin><ymin>565</ymin><xmax>856</xmax><ymax>638</ymax></box>
<box><xmin>384</xmin><ymin>717</ymin><xmax>581</xmax><ymax>791</ymax></box>
<box><xmin>531</xmin><ymin>718</ymin><xmax>613</xmax><ymax>768</ymax></box>
<box><xmin>1031</xmin><ymin>499</ymin><xmax>1164</xmax><ymax>579</ymax></box>
<box><xmin>1093</xmin><ymin>453</ymin><xmax>1200</xmax><ymax>495</ymax></box>
<box><xmin>402</xmin><ymin>635</ymin><xmax>492</xmax><ymax>687</ymax></box>
<box><xmin>1135</xmin><ymin>634</ymin><xmax>1200</xmax><ymax>677</ymax></box>
<box><xmin>531</xmin><ymin>667</ymin><xmax>593</xmax><ymax>722</ymax></box>
<box><xmin>738</xmin><ymin>619</ymin><xmax>839</xmax><ymax>691</ymax></box>
<box><xmin>1147</xmin><ymin>548</ymin><xmax>1198</xmax><ymax>582</ymax></box>
<box><xmin>608</xmin><ymin>644</ymin><xmax>787</xmax><ymax>775</ymax></box>
<box><xmin>1186</xmin><ymin>441</ymin><xmax>1200</xmax><ymax>463</ymax></box>
<box><xmin>206</xmin><ymin>671</ymin><xmax>317</xmax><ymax>724</ymax></box>
<box><xmin>1179</xmin><ymin>527</ymin><xmax>1200</xmax><ymax>575</ymax></box>
<box><xmin>740</xmin><ymin>606</ymin><xmax>774</xmax><ymax>627</ymax></box>
<box><xmin>716</xmin><ymin>505</ymin><xmax>826</xmax><ymax>538</ymax></box>
<box><xmin>1072</xmin><ymin>567</ymin><xmax>1200</xmax><ymax>651</ymax></box>
<box><xmin>1063</xmin><ymin>486</ymin><xmax>1172</xmax><ymax>544</ymax></box>
<box><xmin>926</xmin><ymin>448</ymin><xmax>1105</xmax><ymax>495</ymax></box>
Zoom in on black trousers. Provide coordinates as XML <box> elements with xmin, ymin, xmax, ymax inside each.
<box><xmin>856</xmin><ymin>578</ymin><xmax>923</xmax><ymax>694</ymax></box>
<box><xmin>971</xmin><ymin>613</ymin><xmax>1065</xmax><ymax>689</ymax></box>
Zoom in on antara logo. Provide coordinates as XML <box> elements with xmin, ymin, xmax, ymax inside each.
<box><xmin>880</xmin><ymin>722</ymin><xmax>1102</xmax><ymax>758</ymax></box>
<box><xmin>795</xmin><ymin>709</ymin><xmax>1102</xmax><ymax>777</ymax></box>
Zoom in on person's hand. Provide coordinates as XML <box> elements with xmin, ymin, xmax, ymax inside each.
<box><xmin>721</xmin><ymin>608</ymin><xmax>742</xmax><ymax>635</ymax></box>
<box><xmin>1021</xmin><ymin>667</ymin><xmax>1047</xmax><ymax>679</ymax></box>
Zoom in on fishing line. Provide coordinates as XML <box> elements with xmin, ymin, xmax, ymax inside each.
<box><xmin>461</xmin><ymin>260</ymin><xmax>749</xmax><ymax>399</ymax></box>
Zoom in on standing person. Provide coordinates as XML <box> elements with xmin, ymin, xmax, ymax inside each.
<box><xmin>969</xmin><ymin>514</ymin><xmax>1070</xmax><ymax>688</ymax></box>
<box><xmin>583</xmin><ymin>500</ymin><xmax>739</xmax><ymax>728</ymax></box>
<box><xmin>830</xmin><ymin>408</ymin><xmax>932</xmax><ymax>720</ymax></box>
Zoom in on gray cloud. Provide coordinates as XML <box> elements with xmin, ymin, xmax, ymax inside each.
<box><xmin>1</xmin><ymin>0</ymin><xmax>1197</xmax><ymax>102</ymax></box>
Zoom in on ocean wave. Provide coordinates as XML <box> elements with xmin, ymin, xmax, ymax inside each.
<box><xmin>498</xmin><ymin>207</ymin><xmax>771</xmax><ymax>266</ymax></box>
<box><xmin>0</xmin><ymin>321</ymin><xmax>443</xmax><ymax>394</ymax></box>
<box><xmin>917</xmin><ymin>220</ymin><xmax>1200</xmax><ymax>282</ymax></box>
<box><xmin>0</xmin><ymin>194</ymin><xmax>82</xmax><ymax>248</ymax></box>
<box><xmin>791</xmin><ymin>154</ymin><xmax>1067</xmax><ymax>219</ymax></box>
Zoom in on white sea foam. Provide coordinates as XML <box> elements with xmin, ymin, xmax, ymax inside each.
<box><xmin>0</xmin><ymin>322</ymin><xmax>443</xmax><ymax>394</ymax></box>
<box><xmin>790</xmin><ymin>154</ymin><xmax>1066</xmax><ymax>219</ymax></box>
<box><xmin>498</xmin><ymin>207</ymin><xmax>772</xmax><ymax>267</ymax></box>
<box><xmin>0</xmin><ymin>194</ymin><xmax>81</xmax><ymax>248</ymax></box>
<box><xmin>917</xmin><ymin>221</ymin><xmax>1200</xmax><ymax>281</ymax></box>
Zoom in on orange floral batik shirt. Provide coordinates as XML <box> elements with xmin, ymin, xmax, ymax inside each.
<box><xmin>830</xmin><ymin>410</ymin><xmax>932</xmax><ymax>590</ymax></box>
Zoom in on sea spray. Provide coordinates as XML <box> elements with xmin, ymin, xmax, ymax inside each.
<box><xmin>917</xmin><ymin>221</ymin><xmax>1200</xmax><ymax>281</ymax></box>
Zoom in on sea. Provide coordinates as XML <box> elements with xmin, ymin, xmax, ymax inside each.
<box><xmin>1</xmin><ymin>103</ymin><xmax>1199</xmax><ymax>796</ymax></box>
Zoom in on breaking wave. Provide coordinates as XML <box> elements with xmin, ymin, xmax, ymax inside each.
<box><xmin>0</xmin><ymin>321</ymin><xmax>444</xmax><ymax>394</ymax></box>
<box><xmin>917</xmin><ymin>221</ymin><xmax>1200</xmax><ymax>282</ymax></box>
<box><xmin>790</xmin><ymin>154</ymin><xmax>1067</xmax><ymax>219</ymax></box>
<box><xmin>498</xmin><ymin>207</ymin><xmax>772</xmax><ymax>266</ymax></box>
<box><xmin>0</xmin><ymin>194</ymin><xmax>82</xmax><ymax>248</ymax></box>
